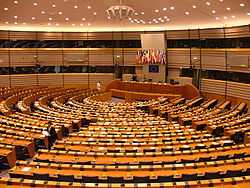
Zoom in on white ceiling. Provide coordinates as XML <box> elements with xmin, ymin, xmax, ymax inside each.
<box><xmin>0</xmin><ymin>0</ymin><xmax>250</xmax><ymax>32</ymax></box>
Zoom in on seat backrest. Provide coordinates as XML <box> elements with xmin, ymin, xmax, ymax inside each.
<box><xmin>57</xmin><ymin>174</ymin><xmax>74</xmax><ymax>182</ymax></box>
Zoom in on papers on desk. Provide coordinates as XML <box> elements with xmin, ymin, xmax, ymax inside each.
<box><xmin>21</xmin><ymin>167</ymin><xmax>31</xmax><ymax>172</ymax></box>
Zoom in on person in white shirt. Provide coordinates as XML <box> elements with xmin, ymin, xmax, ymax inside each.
<box><xmin>96</xmin><ymin>81</ymin><xmax>101</xmax><ymax>92</ymax></box>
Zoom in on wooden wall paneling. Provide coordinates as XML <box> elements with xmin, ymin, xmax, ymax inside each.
<box><xmin>112</xmin><ymin>32</ymin><xmax>122</xmax><ymax>40</ymax></box>
<box><xmin>87</xmin><ymin>32</ymin><xmax>113</xmax><ymax>40</ymax></box>
<box><xmin>89</xmin><ymin>48</ymin><xmax>113</xmax><ymax>66</ymax></box>
<box><xmin>123</xmin><ymin>49</ymin><xmax>137</xmax><ymax>66</ymax></box>
<box><xmin>168</xmin><ymin>49</ymin><xmax>190</xmax><ymax>68</ymax></box>
<box><xmin>10</xmin><ymin>49</ymin><xmax>37</xmax><ymax>67</ymax></box>
<box><xmin>37</xmin><ymin>32</ymin><xmax>63</xmax><ymax>40</ymax></box>
<box><xmin>0</xmin><ymin>31</ymin><xmax>9</xmax><ymax>40</ymax></box>
<box><xmin>122</xmin><ymin>32</ymin><xmax>142</xmax><ymax>40</ymax></box>
<box><xmin>37</xmin><ymin>49</ymin><xmax>62</xmax><ymax>66</ymax></box>
<box><xmin>37</xmin><ymin>73</ymin><xmax>63</xmax><ymax>86</ymax></box>
<box><xmin>166</xmin><ymin>30</ymin><xmax>189</xmax><ymax>39</ymax></box>
<box><xmin>227</xmin><ymin>49</ymin><xmax>250</xmax><ymax>72</ymax></box>
<box><xmin>201</xmin><ymin>49</ymin><xmax>226</xmax><ymax>71</ymax></box>
<box><xmin>199</xmin><ymin>28</ymin><xmax>225</xmax><ymax>39</ymax></box>
<box><xmin>63</xmin><ymin>49</ymin><xmax>88</xmax><ymax>66</ymax></box>
<box><xmin>63</xmin><ymin>73</ymin><xmax>89</xmax><ymax>86</ymax></box>
<box><xmin>226</xmin><ymin>81</ymin><xmax>250</xmax><ymax>100</ymax></box>
<box><xmin>10</xmin><ymin>74</ymin><xmax>37</xmax><ymax>86</ymax></box>
<box><xmin>62</xmin><ymin>32</ymin><xmax>87</xmax><ymax>40</ymax></box>
<box><xmin>189</xmin><ymin>29</ymin><xmax>200</xmax><ymax>39</ymax></box>
<box><xmin>0</xmin><ymin>49</ymin><xmax>10</xmax><ymax>67</ymax></box>
<box><xmin>225</xmin><ymin>25</ymin><xmax>250</xmax><ymax>38</ymax></box>
<box><xmin>201</xmin><ymin>79</ymin><xmax>226</xmax><ymax>96</ymax></box>
<box><xmin>9</xmin><ymin>31</ymin><xmax>37</xmax><ymax>40</ymax></box>
<box><xmin>0</xmin><ymin>75</ymin><xmax>10</xmax><ymax>87</ymax></box>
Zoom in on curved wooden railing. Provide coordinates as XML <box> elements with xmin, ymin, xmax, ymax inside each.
<box><xmin>106</xmin><ymin>80</ymin><xmax>200</xmax><ymax>100</ymax></box>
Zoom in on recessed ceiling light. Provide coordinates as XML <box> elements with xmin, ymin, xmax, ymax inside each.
<box><xmin>192</xmin><ymin>5</ymin><xmax>196</xmax><ymax>9</ymax></box>
<box><xmin>87</xmin><ymin>23</ymin><xmax>91</xmax><ymax>26</ymax></box>
<box><xmin>82</xmin><ymin>18</ymin><xmax>86</xmax><ymax>21</ymax></box>
<box><xmin>33</xmin><ymin>2</ymin><xmax>38</xmax><ymax>6</ymax></box>
<box><xmin>164</xmin><ymin>16</ymin><xmax>168</xmax><ymax>19</ymax></box>
<box><xmin>224</xmin><ymin>16</ymin><xmax>228</xmax><ymax>19</ymax></box>
<box><xmin>134</xmin><ymin>12</ymin><xmax>138</xmax><ymax>15</ymax></box>
<box><xmin>14</xmin><ymin>22</ymin><xmax>18</xmax><ymax>24</ymax></box>
<box><xmin>206</xmin><ymin>2</ymin><xmax>211</xmax><ymax>6</ymax></box>
<box><xmin>48</xmin><ymin>17</ymin><xmax>52</xmax><ymax>21</ymax></box>
<box><xmin>31</xmin><ymin>17</ymin><xmax>36</xmax><ymax>20</ymax></box>
<box><xmin>107</xmin><ymin>16</ymin><xmax>111</xmax><ymax>19</ymax></box>
<box><xmin>240</xmin><ymin>3</ymin><xmax>245</xmax><ymax>7</ymax></box>
<box><xmin>48</xmin><ymin>23</ymin><xmax>51</xmax><ymax>26</ymax></box>
<box><xmin>170</xmin><ymin>6</ymin><xmax>175</xmax><ymax>10</ymax></box>
<box><xmin>226</xmin><ymin>7</ymin><xmax>231</xmax><ymax>10</ymax></box>
<box><xmin>212</xmin><ymin>10</ymin><xmax>216</xmax><ymax>14</ymax></box>
<box><xmin>22</xmin><ymin>22</ymin><xmax>26</xmax><ymax>25</ymax></box>
<box><xmin>247</xmin><ymin>12</ymin><xmax>250</xmax><ymax>16</ymax></box>
<box><xmin>55</xmin><ymin>23</ymin><xmax>59</xmax><ymax>26</ymax></box>
<box><xmin>41</xmin><ymin>11</ymin><xmax>46</xmax><ymax>14</ymax></box>
<box><xmin>148</xmin><ymin>21</ymin><xmax>152</xmax><ymax>24</ymax></box>
<box><xmin>162</xmin><ymin>8</ymin><xmax>167</xmax><ymax>11</ymax></box>
<box><xmin>52</xmin><ymin>4</ymin><xmax>56</xmax><ymax>8</ymax></box>
<box><xmin>215</xmin><ymin>17</ymin><xmax>220</xmax><ymax>20</ymax></box>
<box><xmin>72</xmin><ymin>23</ymin><xmax>75</xmax><ymax>26</ymax></box>
<box><xmin>141</xmin><ymin>12</ymin><xmax>144</xmax><ymax>15</ymax></box>
<box><xmin>58</xmin><ymin>12</ymin><xmax>62</xmax><ymax>15</ymax></box>
<box><xmin>4</xmin><ymin>8</ymin><xmax>8</xmax><ymax>11</ymax></box>
<box><xmin>74</xmin><ymin>5</ymin><xmax>78</xmax><ymax>9</ymax></box>
<box><xmin>14</xmin><ymin>1</ymin><xmax>18</xmax><ymax>4</ymax></box>
<box><xmin>65</xmin><ymin>17</ymin><xmax>69</xmax><ymax>21</ymax></box>
<box><xmin>80</xmin><ymin>23</ymin><xmax>83</xmax><ymax>26</ymax></box>
<box><xmin>14</xmin><ymin>16</ymin><xmax>18</xmax><ymax>19</ymax></box>
<box><xmin>166</xmin><ymin>18</ymin><xmax>170</xmax><ymax>21</ymax></box>
<box><xmin>154</xmin><ymin>9</ymin><xmax>159</xmax><ymax>13</ymax></box>
<box><xmin>87</xmin><ymin>6</ymin><xmax>91</xmax><ymax>9</ymax></box>
<box><xmin>93</xmin><ymin>12</ymin><xmax>97</xmax><ymax>15</ymax></box>
<box><xmin>219</xmin><ymin>0</ymin><xmax>223</xmax><ymax>2</ymax></box>
<box><xmin>185</xmin><ymin>11</ymin><xmax>190</xmax><ymax>15</ymax></box>
<box><xmin>231</xmin><ymin>15</ymin><xmax>236</xmax><ymax>18</ymax></box>
<box><xmin>5</xmin><ymin>21</ymin><xmax>9</xmax><ymax>24</ymax></box>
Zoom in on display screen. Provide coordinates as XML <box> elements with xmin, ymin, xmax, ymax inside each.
<box><xmin>149</xmin><ymin>65</ymin><xmax>159</xmax><ymax>73</ymax></box>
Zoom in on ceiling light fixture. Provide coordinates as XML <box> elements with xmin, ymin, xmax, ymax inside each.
<box><xmin>106</xmin><ymin>0</ymin><xmax>135</xmax><ymax>20</ymax></box>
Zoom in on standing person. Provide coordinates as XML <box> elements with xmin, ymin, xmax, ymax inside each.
<box><xmin>96</xmin><ymin>81</ymin><xmax>101</xmax><ymax>92</ymax></box>
<box><xmin>47</xmin><ymin>121</ymin><xmax>57</xmax><ymax>149</ymax></box>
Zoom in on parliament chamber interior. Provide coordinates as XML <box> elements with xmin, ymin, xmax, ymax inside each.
<box><xmin>0</xmin><ymin>0</ymin><xmax>250</xmax><ymax>187</ymax></box>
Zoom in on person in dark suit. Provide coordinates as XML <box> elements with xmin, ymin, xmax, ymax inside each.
<box><xmin>47</xmin><ymin>121</ymin><xmax>57</xmax><ymax>149</ymax></box>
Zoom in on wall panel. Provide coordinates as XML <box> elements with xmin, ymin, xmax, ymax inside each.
<box><xmin>168</xmin><ymin>49</ymin><xmax>190</xmax><ymax>68</ymax></box>
<box><xmin>227</xmin><ymin>81</ymin><xmax>250</xmax><ymax>100</ymax></box>
<box><xmin>10</xmin><ymin>74</ymin><xmax>37</xmax><ymax>86</ymax></box>
<box><xmin>201</xmin><ymin>49</ymin><xmax>226</xmax><ymax>70</ymax></box>
<box><xmin>89</xmin><ymin>49</ymin><xmax>113</xmax><ymax>66</ymax></box>
<box><xmin>124</xmin><ymin>49</ymin><xmax>137</xmax><ymax>66</ymax></box>
<box><xmin>63</xmin><ymin>49</ymin><xmax>88</xmax><ymax>66</ymax></box>
<box><xmin>10</xmin><ymin>49</ymin><xmax>36</xmax><ymax>67</ymax></box>
<box><xmin>37</xmin><ymin>74</ymin><xmax>63</xmax><ymax>86</ymax></box>
<box><xmin>0</xmin><ymin>49</ymin><xmax>9</xmax><ymax>67</ymax></box>
<box><xmin>37</xmin><ymin>49</ymin><xmax>62</xmax><ymax>66</ymax></box>
<box><xmin>225</xmin><ymin>25</ymin><xmax>250</xmax><ymax>38</ymax></box>
<box><xmin>227</xmin><ymin>49</ymin><xmax>250</xmax><ymax>73</ymax></box>
<box><xmin>201</xmin><ymin>79</ymin><xmax>226</xmax><ymax>96</ymax></box>
<box><xmin>0</xmin><ymin>75</ymin><xmax>10</xmax><ymax>87</ymax></box>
